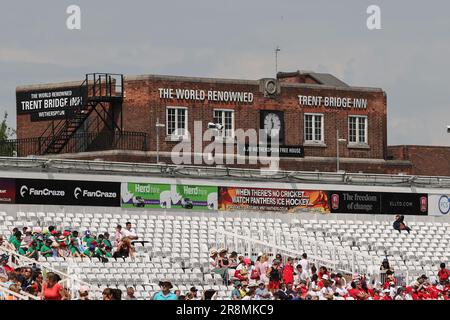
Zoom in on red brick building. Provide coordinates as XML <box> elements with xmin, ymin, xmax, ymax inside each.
<box><xmin>12</xmin><ymin>71</ymin><xmax>446</xmax><ymax>175</ymax></box>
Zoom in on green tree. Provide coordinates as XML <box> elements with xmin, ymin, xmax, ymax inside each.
<box><xmin>0</xmin><ymin>112</ymin><xmax>16</xmax><ymax>156</ymax></box>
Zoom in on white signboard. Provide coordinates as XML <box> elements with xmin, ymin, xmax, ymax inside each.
<box><xmin>428</xmin><ymin>194</ymin><xmax>450</xmax><ymax>216</ymax></box>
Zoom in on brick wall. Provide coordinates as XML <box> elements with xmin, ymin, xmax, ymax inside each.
<box><xmin>388</xmin><ymin>145</ymin><xmax>450</xmax><ymax>176</ymax></box>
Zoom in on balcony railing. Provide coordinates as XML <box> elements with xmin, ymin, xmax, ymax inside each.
<box><xmin>0</xmin><ymin>131</ymin><xmax>148</xmax><ymax>157</ymax></box>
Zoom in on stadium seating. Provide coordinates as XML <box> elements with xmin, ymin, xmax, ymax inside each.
<box><xmin>1</xmin><ymin>207</ymin><xmax>449</xmax><ymax>299</ymax></box>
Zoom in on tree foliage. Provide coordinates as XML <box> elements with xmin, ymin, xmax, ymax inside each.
<box><xmin>0</xmin><ymin>112</ymin><xmax>16</xmax><ymax>156</ymax></box>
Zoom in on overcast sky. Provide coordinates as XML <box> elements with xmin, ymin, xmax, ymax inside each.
<box><xmin>1</xmin><ymin>1</ymin><xmax>449</xmax><ymax>146</ymax></box>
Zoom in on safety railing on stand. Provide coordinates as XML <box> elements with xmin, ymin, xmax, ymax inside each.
<box><xmin>213</xmin><ymin>229</ymin><xmax>339</xmax><ymax>273</ymax></box>
<box><xmin>0</xmin><ymin>245</ymin><xmax>93</xmax><ymax>300</ymax></box>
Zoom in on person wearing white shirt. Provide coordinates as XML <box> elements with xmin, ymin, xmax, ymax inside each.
<box><xmin>294</xmin><ymin>264</ymin><xmax>309</xmax><ymax>285</ymax></box>
<box><xmin>122</xmin><ymin>222</ymin><xmax>138</xmax><ymax>240</ymax></box>
<box><xmin>299</xmin><ymin>253</ymin><xmax>309</xmax><ymax>274</ymax></box>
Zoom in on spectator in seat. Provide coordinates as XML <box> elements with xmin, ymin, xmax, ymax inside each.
<box><xmin>383</xmin><ymin>270</ymin><xmax>397</xmax><ymax>289</ymax></box>
<box><xmin>114</xmin><ymin>225</ymin><xmax>124</xmax><ymax>247</ymax></box>
<box><xmin>153</xmin><ymin>281</ymin><xmax>177</xmax><ymax>300</ymax></box>
<box><xmin>319</xmin><ymin>278</ymin><xmax>334</xmax><ymax>300</ymax></box>
<box><xmin>68</xmin><ymin>238</ymin><xmax>85</xmax><ymax>258</ymax></box>
<box><xmin>25</xmin><ymin>241</ymin><xmax>39</xmax><ymax>260</ymax></box>
<box><xmin>188</xmin><ymin>287</ymin><xmax>199</xmax><ymax>300</ymax></box>
<box><xmin>209</xmin><ymin>249</ymin><xmax>228</xmax><ymax>283</ymax></box>
<box><xmin>255</xmin><ymin>281</ymin><xmax>271</xmax><ymax>300</ymax></box>
<box><xmin>228</xmin><ymin>251</ymin><xmax>238</xmax><ymax>268</ymax></box>
<box><xmin>380</xmin><ymin>258</ymin><xmax>394</xmax><ymax>272</ymax></box>
<box><xmin>0</xmin><ymin>254</ymin><xmax>14</xmax><ymax>273</ymax></box>
<box><xmin>438</xmin><ymin>263</ymin><xmax>449</xmax><ymax>284</ymax></box>
<box><xmin>294</xmin><ymin>264</ymin><xmax>309</xmax><ymax>285</ymax></box>
<box><xmin>102</xmin><ymin>288</ymin><xmax>113</xmax><ymax>300</ymax></box>
<box><xmin>299</xmin><ymin>253</ymin><xmax>309</xmax><ymax>272</ymax></box>
<box><xmin>113</xmin><ymin>237</ymin><xmax>135</xmax><ymax>259</ymax></box>
<box><xmin>257</xmin><ymin>255</ymin><xmax>269</xmax><ymax>287</ymax></box>
<box><xmin>233</xmin><ymin>265</ymin><xmax>249</xmax><ymax>282</ymax></box>
<box><xmin>27</xmin><ymin>271</ymin><xmax>43</xmax><ymax>296</ymax></box>
<box><xmin>334</xmin><ymin>280</ymin><xmax>348</xmax><ymax>298</ymax></box>
<box><xmin>393</xmin><ymin>215</ymin><xmax>411</xmax><ymax>234</ymax></box>
<box><xmin>40</xmin><ymin>239</ymin><xmax>53</xmax><ymax>258</ymax></box>
<box><xmin>231</xmin><ymin>281</ymin><xmax>242</xmax><ymax>300</ymax></box>
<box><xmin>102</xmin><ymin>232</ymin><xmax>112</xmax><ymax>249</ymax></box>
<box><xmin>77</xmin><ymin>286</ymin><xmax>90</xmax><ymax>300</ymax></box>
<box><xmin>267</xmin><ymin>259</ymin><xmax>282</xmax><ymax>293</ymax></box>
<box><xmin>282</xmin><ymin>257</ymin><xmax>294</xmax><ymax>286</ymax></box>
<box><xmin>41</xmin><ymin>272</ymin><xmax>70</xmax><ymax>300</ymax></box>
<box><xmin>123</xmin><ymin>222</ymin><xmax>138</xmax><ymax>241</ymax></box>
<box><xmin>125</xmin><ymin>287</ymin><xmax>137</xmax><ymax>300</ymax></box>
<box><xmin>202</xmin><ymin>289</ymin><xmax>217</xmax><ymax>300</ymax></box>
<box><xmin>310</xmin><ymin>265</ymin><xmax>317</xmax><ymax>278</ymax></box>
<box><xmin>18</xmin><ymin>267</ymin><xmax>33</xmax><ymax>291</ymax></box>
<box><xmin>242</xmin><ymin>283</ymin><xmax>257</xmax><ymax>300</ymax></box>
<box><xmin>275</xmin><ymin>254</ymin><xmax>284</xmax><ymax>269</ymax></box>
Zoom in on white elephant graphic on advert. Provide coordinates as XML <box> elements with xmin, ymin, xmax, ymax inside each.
<box><xmin>207</xmin><ymin>192</ymin><xmax>218</xmax><ymax>210</ymax></box>
<box><xmin>121</xmin><ymin>184</ymin><xmax>133</xmax><ymax>204</ymax></box>
<box><xmin>160</xmin><ymin>185</ymin><xmax>182</xmax><ymax>209</ymax></box>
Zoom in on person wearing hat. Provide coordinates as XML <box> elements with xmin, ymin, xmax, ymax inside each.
<box><xmin>209</xmin><ymin>248</ymin><xmax>228</xmax><ymax>284</ymax></box>
<box><xmin>25</xmin><ymin>241</ymin><xmax>39</xmax><ymax>260</ymax></box>
<box><xmin>231</xmin><ymin>281</ymin><xmax>242</xmax><ymax>300</ymax></box>
<box><xmin>255</xmin><ymin>281</ymin><xmax>271</xmax><ymax>300</ymax></box>
<box><xmin>153</xmin><ymin>281</ymin><xmax>177</xmax><ymax>300</ymax></box>
<box><xmin>242</xmin><ymin>283</ymin><xmax>257</xmax><ymax>300</ymax></box>
<box><xmin>0</xmin><ymin>254</ymin><xmax>14</xmax><ymax>273</ymax></box>
<box><xmin>40</xmin><ymin>239</ymin><xmax>54</xmax><ymax>258</ymax></box>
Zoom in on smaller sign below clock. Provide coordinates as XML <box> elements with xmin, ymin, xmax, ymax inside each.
<box><xmin>238</xmin><ymin>144</ymin><xmax>304</xmax><ymax>158</ymax></box>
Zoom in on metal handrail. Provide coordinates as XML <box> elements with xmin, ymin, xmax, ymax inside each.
<box><xmin>0</xmin><ymin>285</ymin><xmax>37</xmax><ymax>300</ymax></box>
<box><xmin>213</xmin><ymin>229</ymin><xmax>339</xmax><ymax>272</ymax></box>
<box><xmin>0</xmin><ymin>245</ymin><xmax>93</xmax><ymax>298</ymax></box>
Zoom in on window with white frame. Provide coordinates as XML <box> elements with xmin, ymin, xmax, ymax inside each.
<box><xmin>348</xmin><ymin>116</ymin><xmax>368</xmax><ymax>144</ymax></box>
<box><xmin>166</xmin><ymin>107</ymin><xmax>188</xmax><ymax>137</ymax></box>
<box><xmin>304</xmin><ymin>113</ymin><xmax>324</xmax><ymax>142</ymax></box>
<box><xmin>213</xmin><ymin>109</ymin><xmax>234</xmax><ymax>138</ymax></box>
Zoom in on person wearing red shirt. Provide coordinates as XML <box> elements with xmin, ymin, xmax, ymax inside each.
<box><xmin>438</xmin><ymin>263</ymin><xmax>449</xmax><ymax>284</ymax></box>
<box><xmin>282</xmin><ymin>257</ymin><xmax>294</xmax><ymax>285</ymax></box>
<box><xmin>0</xmin><ymin>254</ymin><xmax>14</xmax><ymax>273</ymax></box>
<box><xmin>317</xmin><ymin>266</ymin><xmax>330</xmax><ymax>280</ymax></box>
<box><xmin>41</xmin><ymin>272</ymin><xmax>70</xmax><ymax>300</ymax></box>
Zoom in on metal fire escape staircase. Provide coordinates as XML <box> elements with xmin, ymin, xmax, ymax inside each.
<box><xmin>39</xmin><ymin>73</ymin><xmax>124</xmax><ymax>154</ymax></box>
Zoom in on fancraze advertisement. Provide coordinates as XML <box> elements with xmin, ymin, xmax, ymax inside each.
<box><xmin>218</xmin><ymin>186</ymin><xmax>330</xmax><ymax>213</ymax></box>
<box><xmin>15</xmin><ymin>179</ymin><xmax>121</xmax><ymax>207</ymax></box>
<box><xmin>121</xmin><ymin>182</ymin><xmax>218</xmax><ymax>210</ymax></box>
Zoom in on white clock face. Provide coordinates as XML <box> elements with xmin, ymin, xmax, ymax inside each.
<box><xmin>263</xmin><ymin>113</ymin><xmax>281</xmax><ymax>137</ymax></box>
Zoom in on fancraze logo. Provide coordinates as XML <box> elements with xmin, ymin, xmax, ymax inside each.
<box><xmin>74</xmin><ymin>187</ymin><xmax>117</xmax><ymax>199</ymax></box>
<box><xmin>20</xmin><ymin>185</ymin><xmax>65</xmax><ymax>197</ymax></box>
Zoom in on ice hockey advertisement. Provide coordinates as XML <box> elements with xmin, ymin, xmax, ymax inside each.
<box><xmin>218</xmin><ymin>186</ymin><xmax>330</xmax><ymax>213</ymax></box>
<box><xmin>121</xmin><ymin>182</ymin><xmax>218</xmax><ymax>210</ymax></box>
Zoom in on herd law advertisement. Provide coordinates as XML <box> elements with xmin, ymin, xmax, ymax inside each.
<box><xmin>121</xmin><ymin>182</ymin><xmax>218</xmax><ymax>210</ymax></box>
<box><xmin>218</xmin><ymin>186</ymin><xmax>330</xmax><ymax>213</ymax></box>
